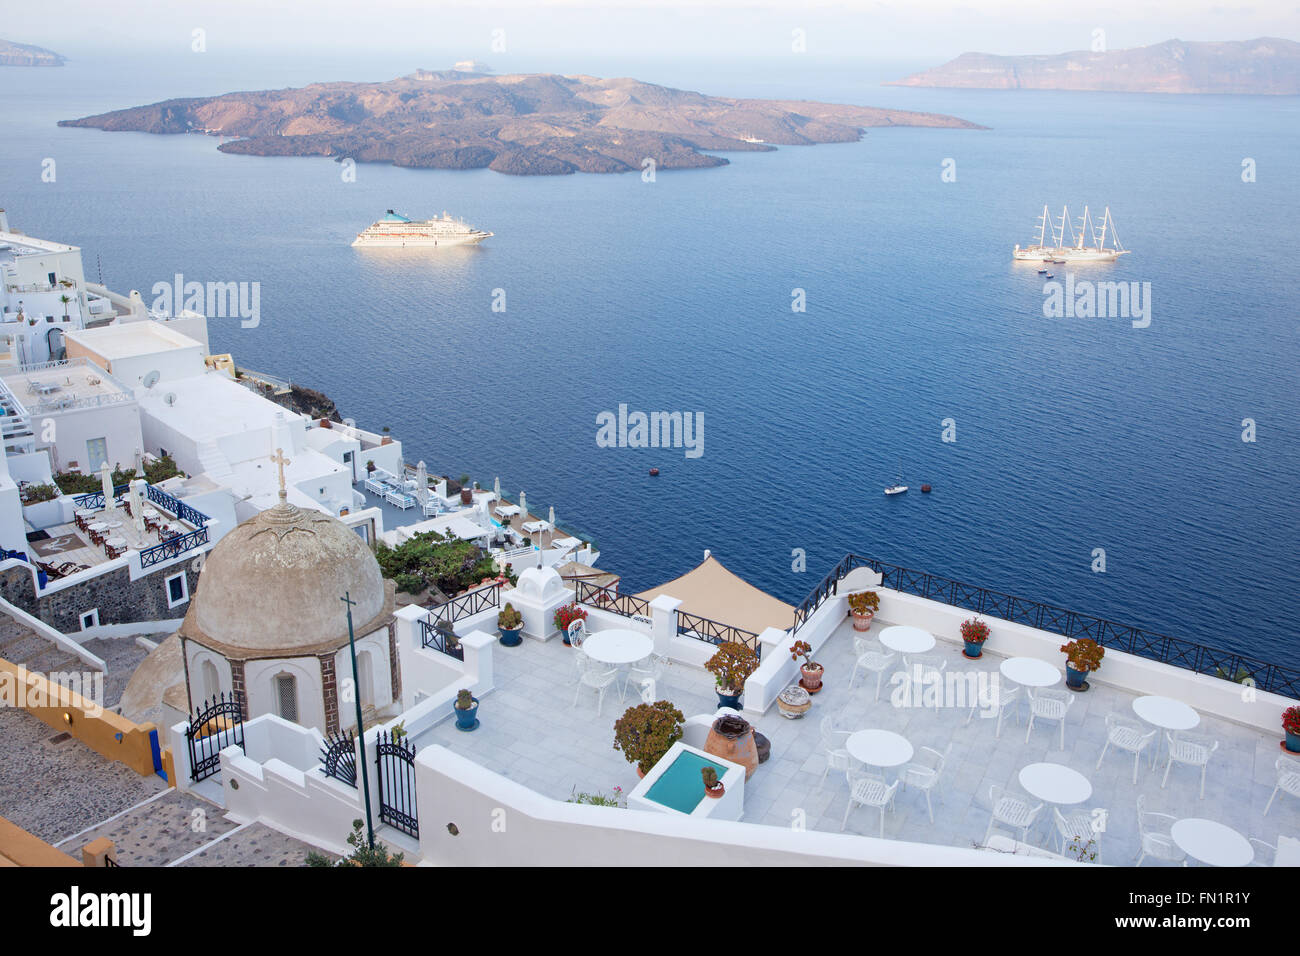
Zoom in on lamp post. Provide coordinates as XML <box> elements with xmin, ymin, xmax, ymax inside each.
<box><xmin>341</xmin><ymin>590</ymin><xmax>376</xmax><ymax>848</ymax></box>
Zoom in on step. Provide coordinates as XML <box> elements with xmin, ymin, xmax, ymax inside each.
<box><xmin>70</xmin><ymin>790</ymin><xmax>240</xmax><ymax>867</ymax></box>
<box><xmin>174</xmin><ymin>821</ymin><xmax>336</xmax><ymax>867</ymax></box>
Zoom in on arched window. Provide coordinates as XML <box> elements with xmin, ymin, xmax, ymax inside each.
<box><xmin>275</xmin><ymin>673</ymin><xmax>299</xmax><ymax>723</ymax></box>
<box><xmin>201</xmin><ymin>660</ymin><xmax>220</xmax><ymax>701</ymax></box>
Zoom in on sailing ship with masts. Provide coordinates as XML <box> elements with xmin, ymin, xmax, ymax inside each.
<box><xmin>1013</xmin><ymin>205</ymin><xmax>1129</xmax><ymax>263</ymax></box>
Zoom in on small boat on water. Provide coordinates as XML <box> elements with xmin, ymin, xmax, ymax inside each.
<box><xmin>884</xmin><ymin>483</ymin><xmax>908</xmax><ymax>496</ymax></box>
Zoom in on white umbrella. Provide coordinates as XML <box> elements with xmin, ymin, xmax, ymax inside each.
<box><xmin>128</xmin><ymin>479</ymin><xmax>146</xmax><ymax>533</ymax></box>
<box><xmin>518</xmin><ymin>491</ymin><xmax>526</xmax><ymax>517</ymax></box>
<box><xmin>415</xmin><ymin>461</ymin><xmax>428</xmax><ymax>503</ymax></box>
<box><xmin>493</xmin><ymin>476</ymin><xmax>500</xmax><ymax>497</ymax></box>
<box><xmin>548</xmin><ymin>505</ymin><xmax>555</xmax><ymax>526</ymax></box>
<box><xmin>100</xmin><ymin>462</ymin><xmax>114</xmax><ymax>508</ymax></box>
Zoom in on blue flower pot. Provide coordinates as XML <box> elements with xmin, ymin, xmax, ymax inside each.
<box><xmin>1286</xmin><ymin>730</ymin><xmax>1300</xmax><ymax>754</ymax></box>
<box><xmin>454</xmin><ymin>698</ymin><xmax>479</xmax><ymax>731</ymax></box>
<box><xmin>1065</xmin><ymin>665</ymin><xmax>1089</xmax><ymax>690</ymax></box>
<box><xmin>963</xmin><ymin>640</ymin><xmax>984</xmax><ymax>659</ymax></box>
<box><xmin>499</xmin><ymin>626</ymin><xmax>522</xmax><ymax>647</ymax></box>
<box><xmin>716</xmin><ymin>689</ymin><xmax>742</xmax><ymax>710</ymax></box>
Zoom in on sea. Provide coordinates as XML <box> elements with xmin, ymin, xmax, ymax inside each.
<box><xmin>2</xmin><ymin>50</ymin><xmax>1297</xmax><ymax>663</ymax></box>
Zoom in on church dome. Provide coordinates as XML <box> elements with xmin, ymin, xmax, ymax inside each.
<box><xmin>185</xmin><ymin>497</ymin><xmax>390</xmax><ymax>657</ymax></box>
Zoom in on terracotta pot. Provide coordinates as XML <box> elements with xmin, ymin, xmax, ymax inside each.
<box><xmin>852</xmin><ymin>610</ymin><xmax>874</xmax><ymax>632</ymax></box>
<box><xmin>704</xmin><ymin>784</ymin><xmax>725</xmax><ymax>799</ymax></box>
<box><xmin>799</xmin><ymin>663</ymin><xmax>824</xmax><ymax>694</ymax></box>
<box><xmin>777</xmin><ymin>685</ymin><xmax>812</xmax><ymax>719</ymax></box>
<box><xmin>636</xmin><ymin>767</ymin><xmax>645</xmax><ymax>779</ymax></box>
<box><xmin>459</xmin><ymin>488</ymin><xmax>473</xmax><ymax>505</ymax></box>
<box><xmin>704</xmin><ymin>714</ymin><xmax>759</xmax><ymax>780</ymax></box>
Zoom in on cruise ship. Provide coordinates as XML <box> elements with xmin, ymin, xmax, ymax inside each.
<box><xmin>352</xmin><ymin>209</ymin><xmax>492</xmax><ymax>248</ymax></box>
<box><xmin>1013</xmin><ymin>204</ymin><xmax>1129</xmax><ymax>263</ymax></box>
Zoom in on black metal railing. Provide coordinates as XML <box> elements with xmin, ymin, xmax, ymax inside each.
<box><xmin>791</xmin><ymin>553</ymin><xmax>1300</xmax><ymax>699</ymax></box>
<box><xmin>140</xmin><ymin>526</ymin><xmax>210</xmax><ymax>569</ymax></box>
<box><xmin>185</xmin><ymin>692</ymin><xmax>245</xmax><ymax>782</ymax></box>
<box><xmin>676</xmin><ymin>610</ymin><xmax>762</xmax><ymax>661</ymax></box>
<box><xmin>104</xmin><ymin>856</ymin><xmax>120</xmax><ymax>867</ymax></box>
<box><xmin>320</xmin><ymin>730</ymin><xmax>357</xmax><ymax>788</ymax></box>
<box><xmin>575</xmin><ymin>580</ymin><xmax>650</xmax><ymax>619</ymax></box>
<box><xmin>431</xmin><ymin>582</ymin><xmax>501</xmax><ymax>626</ymax></box>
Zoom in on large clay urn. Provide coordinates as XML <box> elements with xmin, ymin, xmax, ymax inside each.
<box><xmin>704</xmin><ymin>714</ymin><xmax>759</xmax><ymax>780</ymax></box>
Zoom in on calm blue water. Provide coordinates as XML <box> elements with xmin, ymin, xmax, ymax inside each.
<box><xmin>2</xmin><ymin>53</ymin><xmax>1298</xmax><ymax>662</ymax></box>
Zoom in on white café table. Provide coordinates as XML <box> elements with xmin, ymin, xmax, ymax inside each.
<box><xmin>1000</xmin><ymin>657</ymin><xmax>1061</xmax><ymax>688</ymax></box>
<box><xmin>582</xmin><ymin>629</ymin><xmax>653</xmax><ymax>666</ymax></box>
<box><xmin>1133</xmin><ymin>695</ymin><xmax>1199</xmax><ymax>766</ymax></box>
<box><xmin>878</xmin><ymin>626</ymin><xmax>935</xmax><ymax>655</ymax></box>
<box><xmin>1019</xmin><ymin>762</ymin><xmax>1093</xmax><ymax>805</ymax></box>
<box><xmin>846</xmin><ymin>729</ymin><xmax>914</xmax><ymax>769</ymax></box>
<box><xmin>1171</xmin><ymin>818</ymin><xmax>1253</xmax><ymax>867</ymax></box>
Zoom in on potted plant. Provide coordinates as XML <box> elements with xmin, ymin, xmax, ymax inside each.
<box><xmin>1060</xmin><ymin>638</ymin><xmax>1105</xmax><ymax>691</ymax></box>
<box><xmin>705</xmin><ymin>641</ymin><xmax>759</xmax><ymax>709</ymax></box>
<box><xmin>453</xmin><ymin>688</ymin><xmax>479</xmax><ymax>731</ymax></box>
<box><xmin>554</xmin><ymin>602</ymin><xmax>588</xmax><ymax>645</ymax></box>
<box><xmin>701</xmin><ymin>766</ymin><xmax>725</xmax><ymax>799</ymax></box>
<box><xmin>436</xmin><ymin>619</ymin><xmax>465</xmax><ymax>661</ymax></box>
<box><xmin>960</xmin><ymin>617</ymin><xmax>990</xmax><ymax>659</ymax></box>
<box><xmin>380</xmin><ymin>426</ymin><xmax>393</xmax><ymax>445</ymax></box>
<box><xmin>365</xmin><ymin>460</ymin><xmax>376</xmax><ymax>475</ymax></box>
<box><xmin>1283</xmin><ymin>706</ymin><xmax>1300</xmax><ymax>754</ymax></box>
<box><xmin>847</xmin><ymin>591</ymin><xmax>880</xmax><ymax>631</ymax></box>
<box><xmin>459</xmin><ymin>483</ymin><xmax>473</xmax><ymax>505</ymax></box>
<box><xmin>790</xmin><ymin>639</ymin><xmax>824</xmax><ymax>694</ymax></box>
<box><xmin>612</xmin><ymin>700</ymin><xmax>684</xmax><ymax>777</ymax></box>
<box><xmin>497</xmin><ymin>602</ymin><xmax>523</xmax><ymax>646</ymax></box>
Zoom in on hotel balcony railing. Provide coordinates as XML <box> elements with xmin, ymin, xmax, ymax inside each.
<box><xmin>791</xmin><ymin>553</ymin><xmax>1300</xmax><ymax>699</ymax></box>
<box><xmin>575</xmin><ymin>580</ymin><xmax>649</xmax><ymax>619</ymax></box>
<box><xmin>419</xmin><ymin>582</ymin><xmax>502</xmax><ymax>658</ymax></box>
<box><xmin>676</xmin><ymin>610</ymin><xmax>763</xmax><ymax>661</ymax></box>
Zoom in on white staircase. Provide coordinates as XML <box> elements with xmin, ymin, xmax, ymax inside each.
<box><xmin>195</xmin><ymin>440</ymin><xmax>234</xmax><ymax>480</ymax></box>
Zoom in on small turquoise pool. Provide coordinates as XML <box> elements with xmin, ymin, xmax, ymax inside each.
<box><xmin>644</xmin><ymin>751</ymin><xmax>729</xmax><ymax>814</ymax></box>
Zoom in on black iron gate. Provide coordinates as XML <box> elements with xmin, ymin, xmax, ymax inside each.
<box><xmin>320</xmin><ymin>730</ymin><xmax>357</xmax><ymax>787</ymax></box>
<box><xmin>185</xmin><ymin>692</ymin><xmax>245</xmax><ymax>782</ymax></box>
<box><xmin>375</xmin><ymin>730</ymin><xmax>418</xmax><ymax>838</ymax></box>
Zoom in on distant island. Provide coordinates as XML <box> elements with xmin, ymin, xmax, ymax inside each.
<box><xmin>59</xmin><ymin>70</ymin><xmax>983</xmax><ymax>176</ymax></box>
<box><xmin>0</xmin><ymin>39</ymin><xmax>64</xmax><ymax>66</ymax></box>
<box><xmin>888</xmin><ymin>37</ymin><xmax>1300</xmax><ymax>94</ymax></box>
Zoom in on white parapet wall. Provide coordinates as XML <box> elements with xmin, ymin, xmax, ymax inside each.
<box><xmin>393</xmin><ymin>604</ymin><xmax>495</xmax><ymax>713</ymax></box>
<box><xmin>413</xmin><ymin>745</ymin><xmax>1067</xmax><ymax>866</ymax></box>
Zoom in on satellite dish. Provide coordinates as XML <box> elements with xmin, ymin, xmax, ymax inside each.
<box><xmin>142</xmin><ymin>370</ymin><xmax>160</xmax><ymax>389</ymax></box>
<box><xmin>163</xmin><ymin>392</ymin><xmax>177</xmax><ymax>406</ymax></box>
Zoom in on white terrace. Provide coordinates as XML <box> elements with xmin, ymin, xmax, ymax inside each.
<box><xmin>187</xmin><ymin>559</ymin><xmax>1300</xmax><ymax>867</ymax></box>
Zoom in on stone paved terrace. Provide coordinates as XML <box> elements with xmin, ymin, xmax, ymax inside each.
<box><xmin>412</xmin><ymin>615</ymin><xmax>1300</xmax><ymax>864</ymax></box>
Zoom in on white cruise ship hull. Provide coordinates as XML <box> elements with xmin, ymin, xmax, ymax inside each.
<box><xmin>1013</xmin><ymin>246</ymin><xmax>1128</xmax><ymax>263</ymax></box>
<box><xmin>352</xmin><ymin>234</ymin><xmax>491</xmax><ymax>248</ymax></box>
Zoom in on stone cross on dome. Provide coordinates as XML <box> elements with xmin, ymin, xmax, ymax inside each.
<box><xmin>271</xmin><ymin>447</ymin><xmax>292</xmax><ymax>504</ymax></box>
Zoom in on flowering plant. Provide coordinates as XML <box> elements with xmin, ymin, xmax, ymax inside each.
<box><xmin>960</xmin><ymin>618</ymin><xmax>990</xmax><ymax>644</ymax></box>
<box><xmin>789</xmin><ymin>639</ymin><xmax>820</xmax><ymax>670</ymax></box>
<box><xmin>1283</xmin><ymin>706</ymin><xmax>1300</xmax><ymax>736</ymax></box>
<box><xmin>554</xmin><ymin>602</ymin><xmax>588</xmax><ymax>632</ymax></box>
<box><xmin>1060</xmin><ymin>638</ymin><xmax>1105</xmax><ymax>674</ymax></box>
<box><xmin>847</xmin><ymin>591</ymin><xmax>879</xmax><ymax>614</ymax></box>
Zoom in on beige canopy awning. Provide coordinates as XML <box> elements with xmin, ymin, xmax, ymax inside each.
<box><xmin>555</xmin><ymin>560</ymin><xmax>620</xmax><ymax>592</ymax></box>
<box><xmin>636</xmin><ymin>554</ymin><xmax>795</xmax><ymax>635</ymax></box>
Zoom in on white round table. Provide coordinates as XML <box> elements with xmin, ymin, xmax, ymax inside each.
<box><xmin>846</xmin><ymin>729</ymin><xmax>914</xmax><ymax>768</ymax></box>
<box><xmin>1018</xmin><ymin>763</ymin><xmax>1093</xmax><ymax>805</ymax></box>
<box><xmin>1133</xmin><ymin>696</ymin><xmax>1199</xmax><ymax>731</ymax></box>
<box><xmin>581</xmin><ymin>629</ymin><xmax>653</xmax><ymax>666</ymax></box>
<box><xmin>879</xmin><ymin>626</ymin><xmax>935</xmax><ymax>655</ymax></box>
<box><xmin>1000</xmin><ymin>657</ymin><xmax>1061</xmax><ymax>688</ymax></box>
<box><xmin>1171</xmin><ymin>818</ymin><xmax>1253</xmax><ymax>867</ymax></box>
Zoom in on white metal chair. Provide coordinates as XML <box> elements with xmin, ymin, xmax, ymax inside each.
<box><xmin>628</xmin><ymin>653</ymin><xmax>668</xmax><ymax>701</ymax></box>
<box><xmin>1025</xmin><ymin>687</ymin><xmax>1074</xmax><ymax>749</ymax></box>
<box><xmin>985</xmin><ymin>785</ymin><xmax>1044</xmax><ymax>845</ymax></box>
<box><xmin>892</xmin><ymin>653</ymin><xmax>946</xmax><ymax>708</ymax></box>
<box><xmin>818</xmin><ymin>716</ymin><xmax>853</xmax><ymax>789</ymax></box>
<box><xmin>1135</xmin><ymin>794</ymin><xmax>1186</xmax><ymax>866</ymax></box>
<box><xmin>841</xmin><ymin>769</ymin><xmax>899</xmax><ymax>837</ymax></box>
<box><xmin>900</xmin><ymin>743</ymin><xmax>950</xmax><ymax>823</ymax></box>
<box><xmin>1053</xmin><ymin>806</ymin><xmax>1104</xmax><ymax>863</ymax></box>
<box><xmin>848</xmin><ymin>638</ymin><xmax>896</xmax><ymax>701</ymax></box>
<box><xmin>566</xmin><ymin>618</ymin><xmax>586</xmax><ymax>648</ymax></box>
<box><xmin>1161</xmin><ymin>731</ymin><xmax>1219</xmax><ymax>799</ymax></box>
<box><xmin>966</xmin><ymin>682</ymin><xmax>1021</xmax><ymax>737</ymax></box>
<box><xmin>1096</xmin><ymin>714</ymin><xmax>1158</xmax><ymax>784</ymax></box>
<box><xmin>1264</xmin><ymin>755</ymin><xmax>1300</xmax><ymax>816</ymax></box>
<box><xmin>572</xmin><ymin>652</ymin><xmax>618</xmax><ymax>716</ymax></box>
<box><xmin>1249</xmin><ymin>838</ymin><xmax>1276</xmax><ymax>867</ymax></box>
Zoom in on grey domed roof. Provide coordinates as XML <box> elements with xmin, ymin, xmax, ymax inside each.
<box><xmin>183</xmin><ymin>498</ymin><xmax>390</xmax><ymax>657</ymax></box>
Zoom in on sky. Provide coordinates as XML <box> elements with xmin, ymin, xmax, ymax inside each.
<box><xmin>9</xmin><ymin>0</ymin><xmax>1299</xmax><ymax>63</ymax></box>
